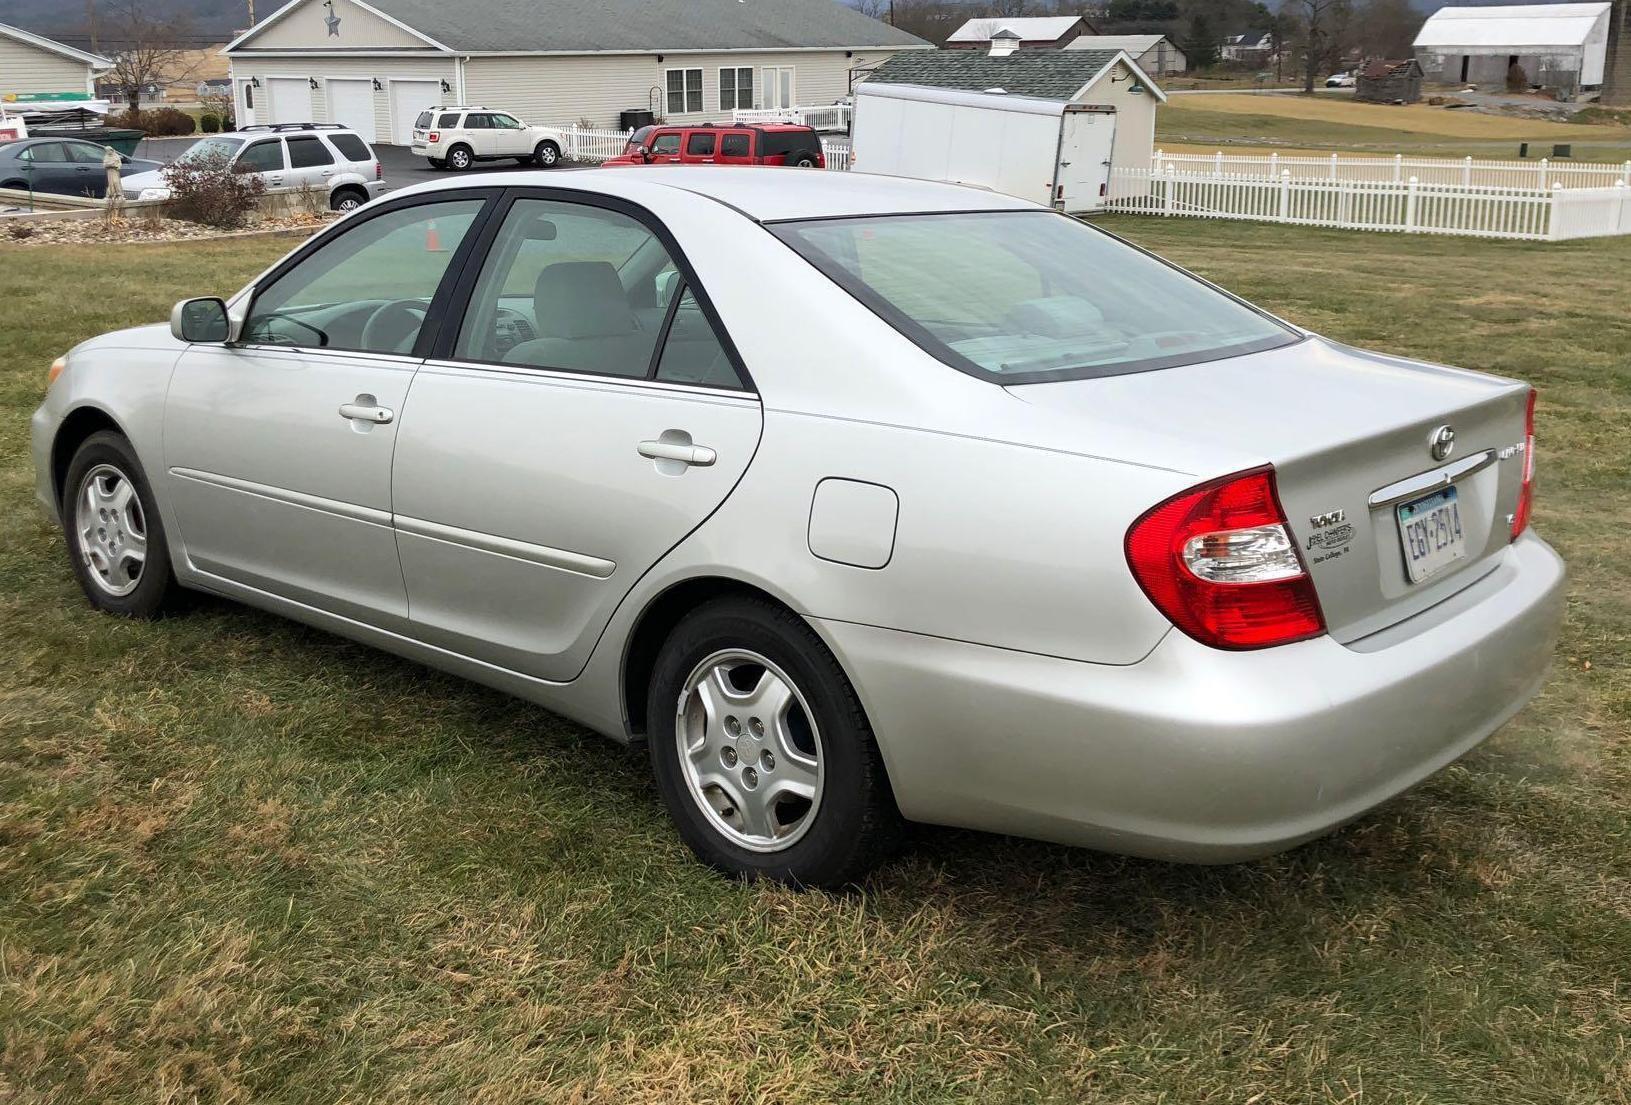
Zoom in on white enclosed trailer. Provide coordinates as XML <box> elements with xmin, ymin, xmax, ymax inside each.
<box><xmin>850</xmin><ymin>81</ymin><xmax>1118</xmax><ymax>212</ymax></box>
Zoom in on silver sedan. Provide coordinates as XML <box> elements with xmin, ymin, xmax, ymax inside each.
<box><xmin>30</xmin><ymin>168</ymin><xmax>1566</xmax><ymax>886</ymax></box>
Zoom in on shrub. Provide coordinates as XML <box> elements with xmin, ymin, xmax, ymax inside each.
<box><xmin>200</xmin><ymin>113</ymin><xmax>221</xmax><ymax>133</ymax></box>
<box><xmin>161</xmin><ymin>147</ymin><xmax>266</xmax><ymax>228</ymax></box>
<box><xmin>110</xmin><ymin>107</ymin><xmax>198</xmax><ymax>137</ymax></box>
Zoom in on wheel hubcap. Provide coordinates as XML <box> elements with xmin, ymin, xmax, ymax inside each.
<box><xmin>676</xmin><ymin>649</ymin><xmax>823</xmax><ymax>852</ymax></box>
<box><xmin>75</xmin><ymin>463</ymin><xmax>147</xmax><ymax>597</ymax></box>
<box><xmin>453</xmin><ymin>151</ymin><xmax>469</xmax><ymax>168</ymax></box>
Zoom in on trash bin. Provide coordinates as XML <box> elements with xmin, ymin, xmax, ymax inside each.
<box><xmin>618</xmin><ymin>110</ymin><xmax>655</xmax><ymax>132</ymax></box>
<box><xmin>31</xmin><ymin>126</ymin><xmax>146</xmax><ymax>156</ymax></box>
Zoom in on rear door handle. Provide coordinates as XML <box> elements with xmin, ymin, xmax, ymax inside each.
<box><xmin>339</xmin><ymin>402</ymin><xmax>394</xmax><ymax>424</ymax></box>
<box><xmin>638</xmin><ymin>440</ymin><xmax>716</xmax><ymax>467</ymax></box>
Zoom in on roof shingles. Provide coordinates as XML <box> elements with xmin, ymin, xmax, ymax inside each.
<box><xmin>867</xmin><ymin>49</ymin><xmax>1121</xmax><ymax>100</ymax></box>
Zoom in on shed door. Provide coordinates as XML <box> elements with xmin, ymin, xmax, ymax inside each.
<box><xmin>265</xmin><ymin>77</ymin><xmax>314</xmax><ymax>125</ymax></box>
<box><xmin>327</xmin><ymin>78</ymin><xmax>376</xmax><ymax>143</ymax></box>
<box><xmin>391</xmin><ymin>80</ymin><xmax>441</xmax><ymax>145</ymax></box>
<box><xmin>1056</xmin><ymin>109</ymin><xmax>1116</xmax><ymax>212</ymax></box>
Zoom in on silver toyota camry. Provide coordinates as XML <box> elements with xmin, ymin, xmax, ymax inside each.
<box><xmin>31</xmin><ymin>168</ymin><xmax>1566</xmax><ymax>886</ymax></box>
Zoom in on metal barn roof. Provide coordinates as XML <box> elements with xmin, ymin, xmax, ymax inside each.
<box><xmin>1413</xmin><ymin>3</ymin><xmax>1613</xmax><ymax>51</ymax></box>
<box><xmin>1064</xmin><ymin>35</ymin><xmax>1179</xmax><ymax>55</ymax></box>
<box><xmin>946</xmin><ymin>17</ymin><xmax>1086</xmax><ymax>44</ymax></box>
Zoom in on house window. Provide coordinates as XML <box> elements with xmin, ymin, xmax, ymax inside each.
<box><xmin>666</xmin><ymin>68</ymin><xmax>703</xmax><ymax>116</ymax></box>
<box><xmin>719</xmin><ymin>67</ymin><xmax>753</xmax><ymax>111</ymax></box>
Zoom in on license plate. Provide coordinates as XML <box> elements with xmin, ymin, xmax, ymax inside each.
<box><xmin>1397</xmin><ymin>486</ymin><xmax>1466</xmax><ymax>583</ymax></box>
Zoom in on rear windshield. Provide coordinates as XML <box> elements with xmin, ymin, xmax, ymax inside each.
<box><xmin>771</xmin><ymin>211</ymin><xmax>1300</xmax><ymax>385</ymax></box>
<box><xmin>415</xmin><ymin>110</ymin><xmax>433</xmax><ymax>129</ymax></box>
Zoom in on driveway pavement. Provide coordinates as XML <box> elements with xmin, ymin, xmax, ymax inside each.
<box><xmin>129</xmin><ymin>136</ymin><xmax>587</xmax><ymax>195</ymax></box>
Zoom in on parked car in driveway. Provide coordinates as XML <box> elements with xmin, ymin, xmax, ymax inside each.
<box><xmin>0</xmin><ymin>137</ymin><xmax>162</xmax><ymax>198</ymax></box>
<box><xmin>1326</xmin><ymin>71</ymin><xmax>1357</xmax><ymax>87</ymax></box>
<box><xmin>31</xmin><ymin>168</ymin><xmax>1564</xmax><ymax>887</ymax></box>
<box><xmin>410</xmin><ymin>106</ymin><xmax>568</xmax><ymax>170</ymax></box>
<box><xmin>603</xmin><ymin>123</ymin><xmax>825</xmax><ymax>168</ymax></box>
<box><xmin>120</xmin><ymin>124</ymin><xmax>387</xmax><ymax>212</ymax></box>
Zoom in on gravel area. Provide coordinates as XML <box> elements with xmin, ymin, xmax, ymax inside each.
<box><xmin>2</xmin><ymin>210</ymin><xmax>335</xmax><ymax>247</ymax></box>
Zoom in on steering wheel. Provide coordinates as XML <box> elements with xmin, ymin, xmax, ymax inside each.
<box><xmin>359</xmin><ymin>299</ymin><xmax>429</xmax><ymax>355</ymax></box>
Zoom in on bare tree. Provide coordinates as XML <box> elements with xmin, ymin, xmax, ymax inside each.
<box><xmin>99</xmin><ymin>0</ymin><xmax>203</xmax><ymax>113</ymax></box>
<box><xmin>1291</xmin><ymin>0</ymin><xmax>1353</xmax><ymax>93</ymax></box>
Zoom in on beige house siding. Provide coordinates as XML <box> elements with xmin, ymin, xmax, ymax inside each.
<box><xmin>231</xmin><ymin>54</ymin><xmax>457</xmax><ymax>140</ymax></box>
<box><xmin>0</xmin><ymin>37</ymin><xmax>96</xmax><ymax>99</ymax></box>
<box><xmin>244</xmin><ymin>0</ymin><xmax>433</xmax><ymax>51</ymax></box>
<box><xmin>463</xmin><ymin>50</ymin><xmax>899</xmax><ymax>129</ymax></box>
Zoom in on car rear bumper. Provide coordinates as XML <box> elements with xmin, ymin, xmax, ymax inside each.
<box><xmin>814</xmin><ymin>532</ymin><xmax>1566</xmax><ymax>862</ymax></box>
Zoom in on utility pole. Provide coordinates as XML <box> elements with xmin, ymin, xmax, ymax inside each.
<box><xmin>248</xmin><ymin>0</ymin><xmax>257</xmax><ymax>26</ymax></box>
<box><xmin>85</xmin><ymin>0</ymin><xmax>98</xmax><ymax>52</ymax></box>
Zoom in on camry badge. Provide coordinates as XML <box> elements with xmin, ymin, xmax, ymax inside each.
<box><xmin>1428</xmin><ymin>424</ymin><xmax>1456</xmax><ymax>462</ymax></box>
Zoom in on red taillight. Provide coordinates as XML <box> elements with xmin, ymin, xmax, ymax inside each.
<box><xmin>374</xmin><ymin>160</ymin><xmax>382</xmax><ymax>180</ymax></box>
<box><xmin>428</xmin><ymin>131</ymin><xmax>440</xmax><ymax>142</ymax></box>
<box><xmin>1125</xmin><ymin>466</ymin><xmax>1326</xmax><ymax>651</ymax></box>
<box><xmin>1511</xmin><ymin>387</ymin><xmax>1536</xmax><ymax>540</ymax></box>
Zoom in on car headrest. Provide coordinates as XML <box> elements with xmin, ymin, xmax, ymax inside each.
<box><xmin>534</xmin><ymin>261</ymin><xmax>636</xmax><ymax>340</ymax></box>
<box><xmin>1004</xmin><ymin>296</ymin><xmax>1106</xmax><ymax>339</ymax></box>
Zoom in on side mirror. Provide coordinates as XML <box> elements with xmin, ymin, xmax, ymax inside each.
<box><xmin>637</xmin><ymin>145</ymin><xmax>653</xmax><ymax>163</ymax></box>
<box><xmin>171</xmin><ymin>297</ymin><xmax>232</xmax><ymax>343</ymax></box>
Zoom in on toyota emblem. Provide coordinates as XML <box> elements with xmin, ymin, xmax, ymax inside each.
<box><xmin>1428</xmin><ymin>424</ymin><xmax>1456</xmax><ymax>462</ymax></box>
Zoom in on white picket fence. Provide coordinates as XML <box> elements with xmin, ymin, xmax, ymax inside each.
<box><xmin>1151</xmin><ymin>149</ymin><xmax>1631</xmax><ymax>190</ymax></box>
<box><xmin>732</xmin><ymin>104</ymin><xmax>853</xmax><ymax>132</ymax></box>
<box><xmin>554</xmin><ymin>123</ymin><xmax>853</xmax><ymax>170</ymax></box>
<box><xmin>1106</xmin><ymin>167</ymin><xmax>1631</xmax><ymax>241</ymax></box>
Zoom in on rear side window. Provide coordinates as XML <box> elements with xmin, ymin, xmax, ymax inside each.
<box><xmin>655</xmin><ymin>289</ymin><xmax>741</xmax><ymax>388</ymax></box>
<box><xmin>465</xmin><ymin>113</ymin><xmax>493</xmax><ymax>129</ymax></box>
<box><xmin>720</xmin><ymin>132</ymin><xmax>750</xmax><ymax>157</ymax></box>
<box><xmin>760</xmin><ymin>130</ymin><xmax>817</xmax><ymax>157</ymax></box>
<box><xmin>685</xmin><ymin>132</ymin><xmax>716</xmax><ymax>156</ymax></box>
<box><xmin>287</xmin><ymin>136</ymin><xmax>335</xmax><ymax>168</ymax></box>
<box><xmin>438</xmin><ymin>113</ymin><xmax>461</xmax><ymax>128</ymax></box>
<box><xmin>328</xmin><ymin>133</ymin><xmax>372</xmax><ymax>162</ymax></box>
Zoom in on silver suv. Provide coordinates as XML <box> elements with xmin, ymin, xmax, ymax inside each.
<box><xmin>410</xmin><ymin>106</ymin><xmax>568</xmax><ymax>171</ymax></box>
<box><xmin>121</xmin><ymin>123</ymin><xmax>388</xmax><ymax>212</ymax></box>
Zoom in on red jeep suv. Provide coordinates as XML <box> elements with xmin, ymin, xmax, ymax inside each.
<box><xmin>602</xmin><ymin>123</ymin><xmax>826</xmax><ymax>168</ymax></box>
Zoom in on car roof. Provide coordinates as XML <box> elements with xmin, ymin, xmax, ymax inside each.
<box><xmin>393</xmin><ymin>165</ymin><xmax>1038</xmax><ymax>223</ymax></box>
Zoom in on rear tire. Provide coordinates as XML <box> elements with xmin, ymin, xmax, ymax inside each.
<box><xmin>329</xmin><ymin>186</ymin><xmax>367</xmax><ymax>213</ymax></box>
<box><xmin>61</xmin><ymin>430</ymin><xmax>181</xmax><ymax>619</ymax></box>
<box><xmin>784</xmin><ymin>149</ymin><xmax>820</xmax><ymax>168</ymax></box>
<box><xmin>446</xmin><ymin>144</ymin><xmax>474</xmax><ymax>171</ymax></box>
<box><xmin>647</xmin><ymin>596</ymin><xmax>902</xmax><ymax>888</ymax></box>
<box><xmin>533</xmin><ymin>140</ymin><xmax>562</xmax><ymax>168</ymax></box>
<box><xmin>426</xmin><ymin>156</ymin><xmax>446</xmax><ymax>170</ymax></box>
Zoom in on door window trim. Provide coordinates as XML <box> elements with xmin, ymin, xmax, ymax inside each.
<box><xmin>429</xmin><ymin>186</ymin><xmax>755</xmax><ymax>394</ymax></box>
<box><xmin>236</xmin><ymin>188</ymin><xmax>502</xmax><ymax>360</ymax></box>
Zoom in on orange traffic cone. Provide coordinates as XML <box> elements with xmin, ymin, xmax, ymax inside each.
<box><xmin>425</xmin><ymin>219</ymin><xmax>444</xmax><ymax>252</ymax></box>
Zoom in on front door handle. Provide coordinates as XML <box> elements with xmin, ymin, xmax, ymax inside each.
<box><xmin>638</xmin><ymin>439</ymin><xmax>716</xmax><ymax>467</ymax></box>
<box><xmin>339</xmin><ymin>402</ymin><xmax>394</xmax><ymax>424</ymax></box>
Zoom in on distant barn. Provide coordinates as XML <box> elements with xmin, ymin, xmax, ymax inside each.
<box><xmin>1356</xmin><ymin>58</ymin><xmax>1424</xmax><ymax>102</ymax></box>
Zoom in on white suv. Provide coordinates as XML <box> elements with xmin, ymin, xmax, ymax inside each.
<box><xmin>121</xmin><ymin>124</ymin><xmax>387</xmax><ymax>212</ymax></box>
<box><xmin>410</xmin><ymin>106</ymin><xmax>568</xmax><ymax>171</ymax></box>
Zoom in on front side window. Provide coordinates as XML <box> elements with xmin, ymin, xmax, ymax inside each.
<box><xmin>492</xmin><ymin>113</ymin><xmax>524</xmax><ymax>130</ymax></box>
<box><xmin>649</xmin><ymin>132</ymin><xmax>680</xmax><ymax>156</ymax></box>
<box><xmin>22</xmin><ymin>142</ymin><xmax>65</xmax><ymax>163</ymax></box>
<box><xmin>236</xmin><ymin>139</ymin><xmax>286</xmax><ymax>173</ymax></box>
<box><xmin>287</xmin><ymin>135</ymin><xmax>334</xmax><ymax>168</ymax></box>
<box><xmin>666</xmin><ymin>68</ymin><xmax>703</xmax><ymax>115</ymax></box>
<box><xmin>685</xmin><ymin>132</ymin><xmax>716</xmax><ymax>157</ymax></box>
<box><xmin>719</xmin><ymin>67</ymin><xmax>753</xmax><ymax>111</ymax></box>
<box><xmin>243</xmin><ymin>199</ymin><xmax>485</xmax><ymax>354</ymax></box>
<box><xmin>773</xmin><ymin>211</ymin><xmax>1300</xmax><ymax>384</ymax></box>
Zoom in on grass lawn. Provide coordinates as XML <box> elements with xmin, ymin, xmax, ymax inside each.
<box><xmin>2</xmin><ymin>223</ymin><xmax>1629</xmax><ymax>1104</ymax></box>
<box><xmin>1159</xmin><ymin>92</ymin><xmax>1631</xmax><ymax>161</ymax></box>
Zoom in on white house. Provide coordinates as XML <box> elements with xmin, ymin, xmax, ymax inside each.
<box><xmin>0</xmin><ymin>22</ymin><xmax>111</xmax><ymax>105</ymax></box>
<box><xmin>224</xmin><ymin>0</ymin><xmax>929</xmax><ymax>145</ymax></box>
<box><xmin>945</xmin><ymin>16</ymin><xmax>1097</xmax><ymax>50</ymax></box>
<box><xmin>1414</xmin><ymin>3</ymin><xmax>1614</xmax><ymax>95</ymax></box>
<box><xmin>1066</xmin><ymin>34</ymin><xmax>1188</xmax><ymax>75</ymax></box>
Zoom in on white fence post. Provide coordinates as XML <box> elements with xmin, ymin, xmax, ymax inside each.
<box><xmin>1330</xmin><ymin>152</ymin><xmax>1339</xmax><ymax>181</ymax></box>
<box><xmin>1622</xmin><ymin>161</ymin><xmax>1631</xmax><ymax>186</ymax></box>
<box><xmin>1549</xmin><ymin>182</ymin><xmax>1565</xmax><ymax>241</ymax></box>
<box><xmin>1394</xmin><ymin>153</ymin><xmax>1403</xmax><ymax>183</ymax></box>
<box><xmin>1215</xmin><ymin>150</ymin><xmax>1224</xmax><ymax>177</ymax></box>
<box><xmin>1538</xmin><ymin>157</ymin><xmax>1549</xmax><ymax>188</ymax></box>
<box><xmin>1405</xmin><ymin>176</ymin><xmax>1419</xmax><ymax>233</ymax></box>
<box><xmin>1463</xmin><ymin>156</ymin><xmax>1472</xmax><ymax>186</ymax></box>
<box><xmin>1277</xmin><ymin>169</ymin><xmax>1291</xmax><ymax>221</ymax></box>
<box><xmin>1269</xmin><ymin>152</ymin><xmax>1279</xmax><ymax>179</ymax></box>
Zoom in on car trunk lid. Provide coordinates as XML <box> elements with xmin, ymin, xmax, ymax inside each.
<box><xmin>1009</xmin><ymin>337</ymin><xmax>1532</xmax><ymax>643</ymax></box>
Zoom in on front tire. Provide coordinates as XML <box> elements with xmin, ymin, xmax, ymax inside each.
<box><xmin>446</xmin><ymin>144</ymin><xmax>474</xmax><ymax>171</ymax></box>
<box><xmin>647</xmin><ymin>596</ymin><xmax>901</xmax><ymax>887</ymax></box>
<box><xmin>533</xmin><ymin>140</ymin><xmax>561</xmax><ymax>168</ymax></box>
<box><xmin>61</xmin><ymin>430</ymin><xmax>180</xmax><ymax>618</ymax></box>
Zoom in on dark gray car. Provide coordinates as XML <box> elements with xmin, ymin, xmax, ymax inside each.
<box><xmin>0</xmin><ymin>138</ymin><xmax>162</xmax><ymax>199</ymax></box>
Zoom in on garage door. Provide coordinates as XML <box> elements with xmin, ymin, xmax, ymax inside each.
<box><xmin>327</xmin><ymin>78</ymin><xmax>376</xmax><ymax>144</ymax></box>
<box><xmin>390</xmin><ymin>80</ymin><xmax>441</xmax><ymax>145</ymax></box>
<box><xmin>265</xmin><ymin>77</ymin><xmax>314</xmax><ymax>126</ymax></box>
